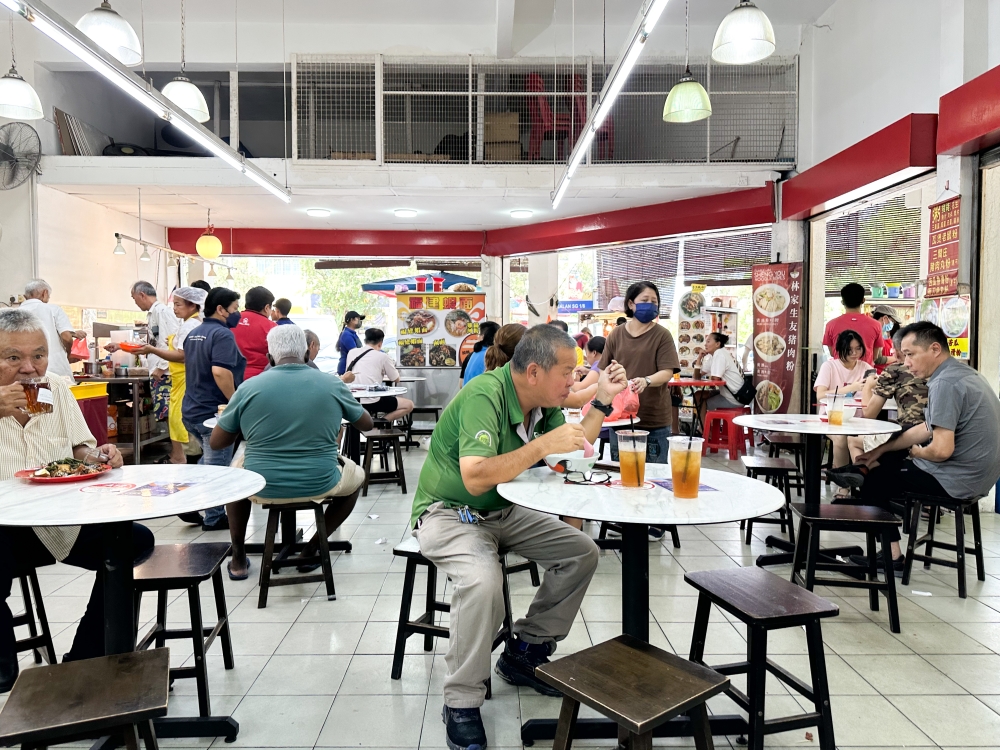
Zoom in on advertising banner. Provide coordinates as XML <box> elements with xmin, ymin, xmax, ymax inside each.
<box><xmin>751</xmin><ymin>262</ymin><xmax>804</xmax><ymax>414</ymax></box>
<box><xmin>916</xmin><ymin>294</ymin><xmax>970</xmax><ymax>360</ymax></box>
<box><xmin>395</xmin><ymin>292</ymin><xmax>486</xmax><ymax>368</ymax></box>
<box><xmin>926</xmin><ymin>197</ymin><xmax>961</xmax><ymax>298</ymax></box>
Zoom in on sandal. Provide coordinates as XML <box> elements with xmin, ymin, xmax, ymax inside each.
<box><xmin>227</xmin><ymin>560</ymin><xmax>251</xmax><ymax>581</ymax></box>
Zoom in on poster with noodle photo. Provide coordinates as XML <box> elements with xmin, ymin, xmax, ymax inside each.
<box><xmin>751</xmin><ymin>262</ymin><xmax>803</xmax><ymax>414</ymax></box>
<box><xmin>395</xmin><ymin>293</ymin><xmax>486</xmax><ymax>367</ymax></box>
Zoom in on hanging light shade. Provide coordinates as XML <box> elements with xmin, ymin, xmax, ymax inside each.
<box><xmin>76</xmin><ymin>1</ymin><xmax>142</xmax><ymax>67</ymax></box>
<box><xmin>162</xmin><ymin>78</ymin><xmax>210</xmax><ymax>122</ymax></box>
<box><xmin>225</xmin><ymin>268</ymin><xmax>234</xmax><ymax>283</ymax></box>
<box><xmin>0</xmin><ymin>66</ymin><xmax>42</xmax><ymax>120</ymax></box>
<box><xmin>712</xmin><ymin>1</ymin><xmax>775</xmax><ymax>65</ymax></box>
<box><xmin>139</xmin><ymin>244</ymin><xmax>151</xmax><ymax>262</ymax></box>
<box><xmin>113</xmin><ymin>237</ymin><xmax>126</xmax><ymax>255</ymax></box>
<box><xmin>663</xmin><ymin>69</ymin><xmax>712</xmax><ymax>123</ymax></box>
<box><xmin>206</xmin><ymin>263</ymin><xmax>216</xmax><ymax>278</ymax></box>
<box><xmin>195</xmin><ymin>208</ymin><xmax>223</xmax><ymax>259</ymax></box>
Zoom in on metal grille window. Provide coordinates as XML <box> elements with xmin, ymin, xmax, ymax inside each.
<box><xmin>383</xmin><ymin>58</ymin><xmax>470</xmax><ymax>163</ymax></box>
<box><xmin>825</xmin><ymin>195</ymin><xmax>921</xmax><ymax>295</ymax></box>
<box><xmin>293</xmin><ymin>56</ymin><xmax>376</xmax><ymax>161</ymax></box>
<box><xmin>683</xmin><ymin>229</ymin><xmax>773</xmax><ymax>286</ymax></box>
<box><xmin>596</xmin><ymin>241</ymin><xmax>680</xmax><ymax>317</ymax></box>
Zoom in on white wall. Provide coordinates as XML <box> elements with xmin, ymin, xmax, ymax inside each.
<box><xmin>36</xmin><ymin>184</ymin><xmax>168</xmax><ymax>311</ymax></box>
<box><xmin>0</xmin><ymin>179</ymin><xmax>37</xmax><ymax>303</ymax></box>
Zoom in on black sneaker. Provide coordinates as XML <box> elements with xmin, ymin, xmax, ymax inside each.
<box><xmin>827</xmin><ymin>464</ymin><xmax>868</xmax><ymax>489</ymax></box>
<box><xmin>0</xmin><ymin>653</ymin><xmax>18</xmax><ymax>694</ymax></box>
<box><xmin>494</xmin><ymin>637</ymin><xmax>562</xmax><ymax>697</ymax></box>
<box><xmin>849</xmin><ymin>551</ymin><xmax>905</xmax><ymax>576</ymax></box>
<box><xmin>647</xmin><ymin>526</ymin><xmax>666</xmax><ymax>540</ymax></box>
<box><xmin>178</xmin><ymin>512</ymin><xmax>203</xmax><ymax>525</ymax></box>
<box><xmin>442</xmin><ymin>706</ymin><xmax>487</xmax><ymax>750</ymax></box>
<box><xmin>202</xmin><ymin>515</ymin><xmax>230</xmax><ymax>532</ymax></box>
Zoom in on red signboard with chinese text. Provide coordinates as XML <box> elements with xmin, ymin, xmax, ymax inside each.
<box><xmin>751</xmin><ymin>262</ymin><xmax>804</xmax><ymax>414</ymax></box>
<box><xmin>396</xmin><ymin>293</ymin><xmax>486</xmax><ymax>368</ymax></box>
<box><xmin>926</xmin><ymin>197</ymin><xmax>961</xmax><ymax>298</ymax></box>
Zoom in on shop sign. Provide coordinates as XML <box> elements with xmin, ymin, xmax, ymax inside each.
<box><xmin>690</xmin><ymin>284</ymin><xmax>707</xmax><ymax>293</ymax></box>
<box><xmin>926</xmin><ymin>197</ymin><xmax>961</xmax><ymax>298</ymax></box>
<box><xmin>916</xmin><ymin>294</ymin><xmax>970</xmax><ymax>360</ymax></box>
<box><xmin>557</xmin><ymin>299</ymin><xmax>595</xmax><ymax>313</ymax></box>
<box><xmin>751</xmin><ymin>262</ymin><xmax>804</xmax><ymax>415</ymax></box>
<box><xmin>396</xmin><ymin>293</ymin><xmax>486</xmax><ymax>367</ymax></box>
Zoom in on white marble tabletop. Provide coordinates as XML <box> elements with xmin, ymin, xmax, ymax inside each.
<box><xmin>498</xmin><ymin>464</ymin><xmax>784</xmax><ymax>526</ymax></box>
<box><xmin>602</xmin><ymin>418</ymin><xmax>642</xmax><ymax>428</ymax></box>
<box><xmin>0</xmin><ymin>465</ymin><xmax>265</xmax><ymax>527</ymax></box>
<box><xmin>396</xmin><ymin>377</ymin><xmax>427</xmax><ymax>383</ymax></box>
<box><xmin>349</xmin><ymin>386</ymin><xmax>409</xmax><ymax>399</ymax></box>
<box><xmin>734</xmin><ymin>413</ymin><xmax>902</xmax><ymax>437</ymax></box>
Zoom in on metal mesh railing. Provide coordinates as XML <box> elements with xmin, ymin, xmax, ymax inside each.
<box><xmin>294</xmin><ymin>56</ymin><xmax>376</xmax><ymax>161</ymax></box>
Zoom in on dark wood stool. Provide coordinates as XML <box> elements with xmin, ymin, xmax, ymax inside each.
<box><xmin>258</xmin><ymin>500</ymin><xmax>337</xmax><ymax>608</ymax></box>
<box><xmin>11</xmin><ymin>565</ymin><xmax>57</xmax><ymax>665</ymax></box>
<box><xmin>740</xmin><ymin>455</ymin><xmax>796</xmax><ymax>545</ymax></box>
<box><xmin>790</xmin><ymin>503</ymin><xmax>902</xmax><ymax>633</ymax></box>
<box><xmin>763</xmin><ymin>434</ymin><xmax>805</xmax><ymax>496</ymax></box>
<box><xmin>535</xmin><ymin>634</ymin><xmax>728</xmax><ymax>750</ymax></box>
<box><xmin>598</xmin><ymin>522</ymin><xmax>681</xmax><ymax>549</ymax></box>
<box><xmin>362</xmin><ymin>428</ymin><xmax>407</xmax><ymax>495</ymax></box>
<box><xmin>0</xmin><ymin>648</ymin><xmax>169</xmax><ymax>750</ymax></box>
<box><xmin>685</xmin><ymin>567</ymin><xmax>839</xmax><ymax>750</ymax></box>
<box><xmin>902</xmin><ymin>492</ymin><xmax>986</xmax><ymax>598</ymax></box>
<box><xmin>407</xmin><ymin>405</ymin><xmax>442</xmax><ymax>446</ymax></box>
<box><xmin>134</xmin><ymin>543</ymin><xmax>235</xmax><ymax>718</ymax></box>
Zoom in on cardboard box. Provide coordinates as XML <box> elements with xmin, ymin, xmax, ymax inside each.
<box><xmin>484</xmin><ymin>112</ymin><xmax>519</xmax><ymax>143</ymax></box>
<box><xmin>118</xmin><ymin>414</ymin><xmax>155</xmax><ymax>437</ymax></box>
<box><xmin>484</xmin><ymin>142</ymin><xmax>522</xmax><ymax>161</ymax></box>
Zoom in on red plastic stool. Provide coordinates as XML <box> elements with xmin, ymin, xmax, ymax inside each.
<box><xmin>703</xmin><ymin>408</ymin><xmax>747</xmax><ymax>460</ymax></box>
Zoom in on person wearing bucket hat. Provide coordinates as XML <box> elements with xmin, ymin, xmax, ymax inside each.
<box><xmin>871</xmin><ymin>304</ymin><xmax>901</xmax><ymax>374</ymax></box>
<box><xmin>336</xmin><ymin>310</ymin><xmax>365</xmax><ymax>375</ymax></box>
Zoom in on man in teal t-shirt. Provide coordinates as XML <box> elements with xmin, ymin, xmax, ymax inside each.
<box><xmin>211</xmin><ymin>325</ymin><xmax>373</xmax><ymax>580</ymax></box>
<box><xmin>412</xmin><ymin>324</ymin><xmax>628</xmax><ymax>750</ymax></box>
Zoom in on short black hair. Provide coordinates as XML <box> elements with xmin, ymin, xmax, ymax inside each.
<box><xmin>709</xmin><ymin>332</ymin><xmax>729</xmax><ymax>347</ymax></box>
<box><xmin>840</xmin><ymin>283</ymin><xmax>866</xmax><ymax>308</ymax></box>
<box><xmin>548</xmin><ymin>320</ymin><xmax>569</xmax><ymax>332</ymax></box>
<box><xmin>898</xmin><ymin>321</ymin><xmax>948</xmax><ymax>352</ymax></box>
<box><xmin>624</xmin><ymin>281</ymin><xmax>659</xmax><ymax>318</ymax></box>
<box><xmin>274</xmin><ymin>298</ymin><xmax>292</xmax><ymax>317</ymax></box>
<box><xmin>474</xmin><ymin>321</ymin><xmax>500</xmax><ymax>353</ymax></box>
<box><xmin>586</xmin><ymin>336</ymin><xmax>605</xmax><ymax>355</ymax></box>
<box><xmin>190</xmin><ymin>280</ymin><xmax>212</xmax><ymax>293</ymax></box>
<box><xmin>835</xmin><ymin>329</ymin><xmax>865</xmax><ymax>361</ymax></box>
<box><xmin>364</xmin><ymin>328</ymin><xmax>385</xmax><ymax>345</ymax></box>
<box><xmin>616</xmin><ymin>317</ymin><xmax>627</xmax><ymax>326</ymax></box>
<box><xmin>245</xmin><ymin>286</ymin><xmax>275</xmax><ymax>313</ymax></box>
<box><xmin>205</xmin><ymin>288</ymin><xmax>240</xmax><ymax>318</ymax></box>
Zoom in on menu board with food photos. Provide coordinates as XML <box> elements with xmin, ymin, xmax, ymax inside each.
<box><xmin>751</xmin><ymin>262</ymin><xmax>803</xmax><ymax>414</ymax></box>
<box><xmin>396</xmin><ymin>292</ymin><xmax>486</xmax><ymax>368</ymax></box>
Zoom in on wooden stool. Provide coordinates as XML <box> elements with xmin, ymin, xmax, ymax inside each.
<box><xmin>11</xmin><ymin>565</ymin><xmax>57</xmax><ymax>665</ymax></box>
<box><xmin>0</xmin><ymin>648</ymin><xmax>169</xmax><ymax>750</ymax></box>
<box><xmin>406</xmin><ymin>405</ymin><xmax>442</xmax><ymax>446</ymax></box>
<box><xmin>362</xmin><ymin>428</ymin><xmax>407</xmax><ymax>495</ymax></box>
<box><xmin>258</xmin><ymin>500</ymin><xmax>337</xmax><ymax>608</ymax></box>
<box><xmin>902</xmin><ymin>492</ymin><xmax>986</xmax><ymax>599</ymax></box>
<box><xmin>763</xmin><ymin>434</ymin><xmax>805</xmax><ymax>496</ymax></box>
<box><xmin>535</xmin><ymin>634</ymin><xmax>728</xmax><ymax>750</ymax></box>
<box><xmin>790</xmin><ymin>503</ymin><xmax>902</xmax><ymax>633</ymax></box>
<box><xmin>134</xmin><ymin>543</ymin><xmax>235</xmax><ymax>718</ymax></box>
<box><xmin>598</xmin><ymin>521</ymin><xmax>681</xmax><ymax>549</ymax></box>
<box><xmin>703</xmin><ymin>409</ymin><xmax>747</xmax><ymax>460</ymax></box>
<box><xmin>685</xmin><ymin>567</ymin><xmax>839</xmax><ymax>750</ymax></box>
<box><xmin>739</xmin><ymin>456</ymin><xmax>796</xmax><ymax>545</ymax></box>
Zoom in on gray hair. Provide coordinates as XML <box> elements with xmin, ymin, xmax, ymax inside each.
<box><xmin>510</xmin><ymin>323</ymin><xmax>576</xmax><ymax>374</ymax></box>
<box><xmin>304</xmin><ymin>329</ymin><xmax>320</xmax><ymax>348</ymax></box>
<box><xmin>131</xmin><ymin>281</ymin><xmax>157</xmax><ymax>297</ymax></box>
<box><xmin>24</xmin><ymin>279</ymin><xmax>51</xmax><ymax>299</ymax></box>
<box><xmin>0</xmin><ymin>308</ymin><xmax>47</xmax><ymax>335</ymax></box>
<box><xmin>267</xmin><ymin>324</ymin><xmax>307</xmax><ymax>361</ymax></box>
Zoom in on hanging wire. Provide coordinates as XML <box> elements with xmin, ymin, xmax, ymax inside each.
<box><xmin>684</xmin><ymin>0</ymin><xmax>691</xmax><ymax>71</ymax></box>
<box><xmin>9</xmin><ymin>12</ymin><xmax>16</xmax><ymax>70</ymax></box>
<box><xmin>139</xmin><ymin>0</ymin><xmax>146</xmax><ymax>82</ymax></box>
<box><xmin>281</xmin><ymin>0</ymin><xmax>288</xmax><ymax>188</ymax></box>
<box><xmin>180</xmin><ymin>0</ymin><xmax>187</xmax><ymax>75</ymax></box>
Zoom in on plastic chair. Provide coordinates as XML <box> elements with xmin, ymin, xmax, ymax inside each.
<box><xmin>572</xmin><ymin>74</ymin><xmax>614</xmax><ymax>160</ymax></box>
<box><xmin>526</xmin><ymin>72</ymin><xmax>571</xmax><ymax>161</ymax></box>
<box><xmin>702</xmin><ymin>408</ymin><xmax>747</xmax><ymax>460</ymax></box>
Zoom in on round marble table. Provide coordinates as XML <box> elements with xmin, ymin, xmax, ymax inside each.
<box><xmin>600</xmin><ymin>417</ymin><xmax>642</xmax><ymax>429</ymax></box>
<box><xmin>348</xmin><ymin>385</ymin><xmax>408</xmax><ymax>399</ymax></box>
<box><xmin>343</xmin><ymin>386</ymin><xmax>410</xmax><ymax>463</ymax></box>
<box><xmin>396</xmin><ymin>376</ymin><xmax>427</xmax><ymax>383</ymax></box>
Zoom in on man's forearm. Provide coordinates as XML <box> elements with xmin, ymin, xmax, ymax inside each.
<box><xmin>879</xmin><ymin>423</ymin><xmax>931</xmax><ymax>455</ymax></box>
<box><xmin>212</xmin><ymin>368</ymin><xmax>236</xmax><ymax>399</ymax></box>
<box><xmin>463</xmin><ymin>442</ymin><xmax>548</xmax><ymax>496</ymax></box>
<box><xmin>582</xmin><ymin>407</ymin><xmax>604</xmax><ymax>444</ymax></box>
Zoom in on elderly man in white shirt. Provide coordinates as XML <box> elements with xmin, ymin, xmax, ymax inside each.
<box><xmin>18</xmin><ymin>279</ymin><xmax>86</xmax><ymax>382</ymax></box>
<box><xmin>0</xmin><ymin>309</ymin><xmax>154</xmax><ymax>694</ymax></box>
<box><xmin>344</xmin><ymin>327</ymin><xmax>414</xmax><ymax>422</ymax></box>
<box><xmin>107</xmin><ymin>281</ymin><xmax>179</xmax><ymax>377</ymax></box>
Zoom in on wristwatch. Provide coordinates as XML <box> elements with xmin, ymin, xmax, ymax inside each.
<box><xmin>590</xmin><ymin>398</ymin><xmax>614</xmax><ymax>417</ymax></box>
<box><xmin>644</xmin><ymin>376</ymin><xmax>651</xmax><ymax>388</ymax></box>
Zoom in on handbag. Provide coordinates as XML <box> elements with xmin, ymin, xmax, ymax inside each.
<box><xmin>733</xmin><ymin>374</ymin><xmax>756</xmax><ymax>406</ymax></box>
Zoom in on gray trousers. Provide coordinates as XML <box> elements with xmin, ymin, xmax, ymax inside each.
<box><xmin>414</xmin><ymin>502</ymin><xmax>600</xmax><ymax>708</ymax></box>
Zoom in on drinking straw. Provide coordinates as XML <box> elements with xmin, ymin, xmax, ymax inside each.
<box><xmin>681</xmin><ymin>434</ymin><xmax>693</xmax><ymax>483</ymax></box>
<box><xmin>629</xmin><ymin>414</ymin><xmax>636</xmax><ymax>451</ymax></box>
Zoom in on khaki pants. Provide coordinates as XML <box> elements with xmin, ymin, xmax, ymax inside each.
<box><xmin>414</xmin><ymin>503</ymin><xmax>599</xmax><ymax>708</ymax></box>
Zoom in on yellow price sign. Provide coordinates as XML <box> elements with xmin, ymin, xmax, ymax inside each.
<box><xmin>691</xmin><ymin>284</ymin><xmax>707</xmax><ymax>294</ymax></box>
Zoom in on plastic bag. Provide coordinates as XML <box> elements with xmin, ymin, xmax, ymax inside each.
<box><xmin>69</xmin><ymin>337</ymin><xmax>89</xmax><ymax>362</ymax></box>
<box><xmin>582</xmin><ymin>385</ymin><xmax>641</xmax><ymax>422</ymax></box>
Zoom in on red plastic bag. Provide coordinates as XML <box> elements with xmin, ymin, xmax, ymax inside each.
<box><xmin>69</xmin><ymin>336</ymin><xmax>89</xmax><ymax>362</ymax></box>
<box><xmin>582</xmin><ymin>384</ymin><xmax>640</xmax><ymax>422</ymax></box>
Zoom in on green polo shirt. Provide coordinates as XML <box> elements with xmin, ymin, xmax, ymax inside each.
<box><xmin>410</xmin><ymin>363</ymin><xmax>566</xmax><ymax>527</ymax></box>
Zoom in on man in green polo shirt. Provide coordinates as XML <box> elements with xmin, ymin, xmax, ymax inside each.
<box><xmin>413</xmin><ymin>324</ymin><xmax>627</xmax><ymax>750</ymax></box>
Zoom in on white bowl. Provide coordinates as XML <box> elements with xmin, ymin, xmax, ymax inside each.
<box><xmin>544</xmin><ymin>450</ymin><xmax>597</xmax><ymax>474</ymax></box>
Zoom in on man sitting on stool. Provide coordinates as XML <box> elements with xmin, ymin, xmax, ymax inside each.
<box><xmin>345</xmin><ymin>327</ymin><xmax>413</xmax><ymax>422</ymax></box>
<box><xmin>411</xmin><ymin>324</ymin><xmax>628</xmax><ymax>750</ymax></box>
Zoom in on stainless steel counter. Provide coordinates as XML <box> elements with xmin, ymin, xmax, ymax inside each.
<box><xmin>397</xmin><ymin>367</ymin><xmax>460</xmax><ymax>407</ymax></box>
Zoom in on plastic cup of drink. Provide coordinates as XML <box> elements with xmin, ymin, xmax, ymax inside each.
<box><xmin>20</xmin><ymin>377</ymin><xmax>53</xmax><ymax>415</ymax></box>
<box><xmin>825</xmin><ymin>394</ymin><xmax>845</xmax><ymax>426</ymax></box>
<box><xmin>617</xmin><ymin>430</ymin><xmax>648</xmax><ymax>488</ymax></box>
<box><xmin>669</xmin><ymin>436</ymin><xmax>704</xmax><ymax>499</ymax></box>
<box><xmin>565</xmin><ymin>408</ymin><xmax>583</xmax><ymax>424</ymax></box>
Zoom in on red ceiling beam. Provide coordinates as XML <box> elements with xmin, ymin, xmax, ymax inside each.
<box><xmin>780</xmin><ymin>114</ymin><xmax>938</xmax><ymax>221</ymax></box>
<box><xmin>937</xmin><ymin>64</ymin><xmax>1000</xmax><ymax>156</ymax></box>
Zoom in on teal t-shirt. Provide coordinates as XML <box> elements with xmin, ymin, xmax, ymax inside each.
<box><xmin>218</xmin><ymin>364</ymin><xmax>364</xmax><ymax>499</ymax></box>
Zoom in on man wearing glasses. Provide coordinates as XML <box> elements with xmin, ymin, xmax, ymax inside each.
<box><xmin>411</xmin><ymin>324</ymin><xmax>627</xmax><ymax>750</ymax></box>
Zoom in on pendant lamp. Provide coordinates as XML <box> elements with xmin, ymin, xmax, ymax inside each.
<box><xmin>663</xmin><ymin>0</ymin><xmax>711</xmax><ymax>124</ymax></box>
<box><xmin>196</xmin><ymin>208</ymin><xmax>223</xmax><ymax>259</ymax></box>
<box><xmin>113</xmin><ymin>237</ymin><xmax>126</xmax><ymax>255</ymax></box>
<box><xmin>207</xmin><ymin>263</ymin><xmax>216</xmax><ymax>278</ymax></box>
<box><xmin>76</xmin><ymin>1</ymin><xmax>142</xmax><ymax>67</ymax></box>
<box><xmin>162</xmin><ymin>0</ymin><xmax>209</xmax><ymax>122</ymax></box>
<box><xmin>712</xmin><ymin>1</ymin><xmax>775</xmax><ymax>65</ymax></box>
<box><xmin>0</xmin><ymin>16</ymin><xmax>42</xmax><ymax>120</ymax></box>
<box><xmin>139</xmin><ymin>245</ymin><xmax>151</xmax><ymax>261</ymax></box>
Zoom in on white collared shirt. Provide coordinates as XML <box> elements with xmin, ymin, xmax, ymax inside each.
<box><xmin>20</xmin><ymin>298</ymin><xmax>74</xmax><ymax>378</ymax></box>
<box><xmin>146</xmin><ymin>301</ymin><xmax>179</xmax><ymax>372</ymax></box>
<box><xmin>515</xmin><ymin>407</ymin><xmax>543</xmax><ymax>444</ymax></box>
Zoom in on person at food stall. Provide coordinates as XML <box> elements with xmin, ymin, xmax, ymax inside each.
<box><xmin>336</xmin><ymin>310</ymin><xmax>365</xmax><ymax>375</ymax></box>
<box><xmin>180</xmin><ymin>287</ymin><xmax>246</xmax><ymax>531</ymax></box>
<box><xmin>233</xmin><ymin>286</ymin><xmax>276</xmax><ymax>380</ymax></box>
<box><xmin>270</xmin><ymin>297</ymin><xmax>294</xmax><ymax>326</ymax></box>
<box><xmin>133</xmin><ymin>286</ymin><xmax>206</xmax><ymax>468</ymax></box>
<box><xmin>692</xmin><ymin>332</ymin><xmax>744</xmax><ymax>423</ymax></box>
<box><xmin>822</xmin><ymin>283</ymin><xmax>883</xmax><ymax>366</ymax></box>
<box><xmin>0</xmin><ymin>308</ymin><xmax>152</xmax><ymax>693</ymax></box>
<box><xmin>598</xmin><ymin>281</ymin><xmax>679</xmax><ymax>463</ymax></box>
<box><xmin>460</xmin><ymin>321</ymin><xmax>499</xmax><ymax>387</ymax></box>
<box><xmin>814</xmin><ymin>329</ymin><xmax>871</xmax><ymax>470</ymax></box>
<box><xmin>105</xmin><ymin>281</ymin><xmax>179</xmax><ymax>377</ymax></box>
<box><xmin>345</xmin><ymin>328</ymin><xmax>414</xmax><ymax>422</ymax></box>
<box><xmin>19</xmin><ymin>280</ymin><xmax>86</xmax><ymax>383</ymax></box>
<box><xmin>411</xmin><ymin>324</ymin><xmax>627</xmax><ymax>750</ymax></box>
<box><xmin>871</xmin><ymin>304</ymin><xmax>901</xmax><ymax>374</ymax></box>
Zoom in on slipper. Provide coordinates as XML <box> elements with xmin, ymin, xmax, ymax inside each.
<box><xmin>227</xmin><ymin>560</ymin><xmax>251</xmax><ymax>581</ymax></box>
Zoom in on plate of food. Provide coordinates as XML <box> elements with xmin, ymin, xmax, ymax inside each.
<box><xmin>917</xmin><ymin>298</ymin><xmax>938</xmax><ymax>325</ymax></box>
<box><xmin>429</xmin><ymin>342</ymin><xmax>457</xmax><ymax>367</ymax></box>
<box><xmin>753</xmin><ymin>284</ymin><xmax>790</xmax><ymax>317</ymax></box>
<box><xmin>678</xmin><ymin>333</ymin><xmax>691</xmax><ymax>344</ymax></box>
<box><xmin>692</xmin><ymin>333</ymin><xmax>704</xmax><ymax>344</ymax></box>
<box><xmin>678</xmin><ymin>292</ymin><xmax>705</xmax><ymax>320</ymax></box>
<box><xmin>693</xmin><ymin>320</ymin><xmax>705</xmax><ymax>330</ymax></box>
<box><xmin>444</xmin><ymin>309</ymin><xmax>472</xmax><ymax>337</ymax></box>
<box><xmin>118</xmin><ymin>341</ymin><xmax>145</xmax><ymax>353</ymax></box>
<box><xmin>679</xmin><ymin>321</ymin><xmax>691</xmax><ymax>331</ymax></box>
<box><xmin>940</xmin><ymin>296</ymin><xmax>969</xmax><ymax>337</ymax></box>
<box><xmin>448</xmin><ymin>282</ymin><xmax>477</xmax><ymax>292</ymax></box>
<box><xmin>755</xmin><ymin>380</ymin><xmax>783</xmax><ymax>413</ymax></box>
<box><xmin>753</xmin><ymin>331</ymin><xmax>787</xmax><ymax>363</ymax></box>
<box><xmin>399</xmin><ymin>343</ymin><xmax>426</xmax><ymax>367</ymax></box>
<box><xmin>16</xmin><ymin>459</ymin><xmax>112</xmax><ymax>483</ymax></box>
<box><xmin>678</xmin><ymin>346</ymin><xmax>691</xmax><ymax>357</ymax></box>
<box><xmin>405</xmin><ymin>309</ymin><xmax>437</xmax><ymax>334</ymax></box>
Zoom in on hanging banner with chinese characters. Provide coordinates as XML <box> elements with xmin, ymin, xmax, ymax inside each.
<box><xmin>395</xmin><ymin>292</ymin><xmax>486</xmax><ymax>368</ymax></box>
<box><xmin>926</xmin><ymin>196</ymin><xmax>961</xmax><ymax>298</ymax></box>
<box><xmin>916</xmin><ymin>294</ymin><xmax>970</xmax><ymax>360</ymax></box>
<box><xmin>751</xmin><ymin>262</ymin><xmax>804</xmax><ymax>414</ymax></box>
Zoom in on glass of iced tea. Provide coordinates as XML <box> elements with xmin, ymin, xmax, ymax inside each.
<box><xmin>825</xmin><ymin>394</ymin><xmax>845</xmax><ymax>426</ymax></box>
<box><xmin>617</xmin><ymin>430</ymin><xmax>648</xmax><ymax>488</ymax></box>
<box><xmin>20</xmin><ymin>377</ymin><xmax>53</xmax><ymax>415</ymax></box>
<box><xmin>670</xmin><ymin>436</ymin><xmax>704</xmax><ymax>499</ymax></box>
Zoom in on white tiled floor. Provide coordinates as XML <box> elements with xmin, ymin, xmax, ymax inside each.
<box><xmin>5</xmin><ymin>446</ymin><xmax>1000</xmax><ymax>749</ymax></box>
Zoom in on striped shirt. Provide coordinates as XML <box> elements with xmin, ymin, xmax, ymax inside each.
<box><xmin>0</xmin><ymin>377</ymin><xmax>96</xmax><ymax>560</ymax></box>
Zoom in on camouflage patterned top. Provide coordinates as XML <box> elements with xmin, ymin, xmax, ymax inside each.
<box><xmin>874</xmin><ymin>363</ymin><xmax>928</xmax><ymax>430</ymax></box>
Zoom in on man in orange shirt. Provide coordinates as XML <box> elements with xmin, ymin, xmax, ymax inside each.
<box><xmin>233</xmin><ymin>286</ymin><xmax>276</xmax><ymax>379</ymax></box>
